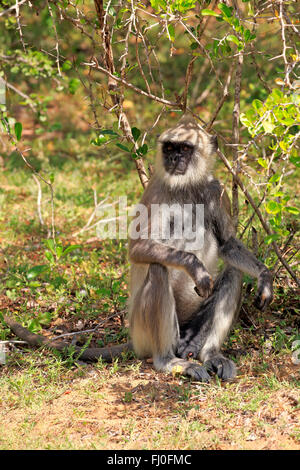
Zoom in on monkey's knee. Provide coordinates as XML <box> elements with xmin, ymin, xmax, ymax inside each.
<box><xmin>177</xmin><ymin>266</ymin><xmax>243</xmax><ymax>362</ymax></box>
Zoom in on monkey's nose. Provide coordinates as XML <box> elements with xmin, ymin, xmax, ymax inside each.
<box><xmin>171</xmin><ymin>154</ymin><xmax>180</xmax><ymax>165</ymax></box>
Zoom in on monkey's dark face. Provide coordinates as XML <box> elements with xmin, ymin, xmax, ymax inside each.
<box><xmin>162</xmin><ymin>141</ymin><xmax>195</xmax><ymax>175</ymax></box>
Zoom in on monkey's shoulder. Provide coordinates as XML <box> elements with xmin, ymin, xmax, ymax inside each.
<box><xmin>202</xmin><ymin>178</ymin><xmax>223</xmax><ymax>199</ymax></box>
<box><xmin>206</xmin><ymin>179</ymin><xmax>232</xmax><ymax>215</ymax></box>
<box><xmin>195</xmin><ymin>178</ymin><xmax>230</xmax><ymax>211</ymax></box>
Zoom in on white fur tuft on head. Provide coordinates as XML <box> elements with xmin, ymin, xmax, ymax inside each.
<box><xmin>155</xmin><ymin>113</ymin><xmax>216</xmax><ymax>187</ymax></box>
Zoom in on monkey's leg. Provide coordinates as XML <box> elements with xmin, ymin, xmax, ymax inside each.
<box><xmin>129</xmin><ymin>263</ymin><xmax>211</xmax><ymax>382</ymax></box>
<box><xmin>177</xmin><ymin>266</ymin><xmax>242</xmax><ymax>380</ymax></box>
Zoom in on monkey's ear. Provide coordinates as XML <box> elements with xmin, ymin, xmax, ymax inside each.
<box><xmin>210</xmin><ymin>135</ymin><xmax>218</xmax><ymax>152</ymax></box>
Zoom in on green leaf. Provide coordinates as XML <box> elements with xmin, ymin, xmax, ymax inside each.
<box><xmin>285</xmin><ymin>206</ymin><xmax>299</xmax><ymax>215</ymax></box>
<box><xmin>271</xmin><ymin>88</ymin><xmax>284</xmax><ymax>103</ymax></box>
<box><xmin>43</xmin><ymin>238</ymin><xmax>56</xmax><ymax>253</ymax></box>
<box><xmin>27</xmin><ymin>319</ymin><xmax>42</xmax><ymax>333</ymax></box>
<box><xmin>62</xmin><ymin>60</ymin><xmax>72</xmax><ymax>71</ymax></box>
<box><xmin>201</xmin><ymin>9</ymin><xmax>220</xmax><ymax>17</ymax></box>
<box><xmin>264</xmin><ymin>234</ymin><xmax>280</xmax><ymax>245</ymax></box>
<box><xmin>138</xmin><ymin>144</ymin><xmax>148</xmax><ymax>155</ymax></box>
<box><xmin>265</xmin><ymin>200</ymin><xmax>282</xmax><ymax>215</ymax></box>
<box><xmin>101</xmin><ymin>129</ymin><xmax>119</xmax><ymax>136</ymax></box>
<box><xmin>273</xmin><ymin>191</ymin><xmax>284</xmax><ymax>197</ymax></box>
<box><xmin>45</xmin><ymin>251</ymin><xmax>55</xmax><ymax>263</ymax></box>
<box><xmin>28</xmin><ymin>281</ymin><xmax>41</xmax><ymax>288</ymax></box>
<box><xmin>226</xmin><ymin>35</ymin><xmax>240</xmax><ymax>47</ymax></box>
<box><xmin>116</xmin><ymin>143</ymin><xmax>131</xmax><ymax>152</ymax></box>
<box><xmin>262</xmin><ymin>117</ymin><xmax>275</xmax><ymax>133</ymax></box>
<box><xmin>14</xmin><ymin>122</ymin><xmax>22</xmax><ymax>141</ymax></box>
<box><xmin>289</xmin><ymin>155</ymin><xmax>300</xmax><ymax>168</ymax></box>
<box><xmin>167</xmin><ymin>24</ymin><xmax>175</xmax><ymax>42</ymax></box>
<box><xmin>257</xmin><ymin>158</ymin><xmax>268</xmax><ymax>169</ymax></box>
<box><xmin>252</xmin><ymin>99</ymin><xmax>263</xmax><ymax>112</ymax></box>
<box><xmin>131</xmin><ymin>127</ymin><xmax>141</xmax><ymax>142</ymax></box>
<box><xmin>26</xmin><ymin>265</ymin><xmax>49</xmax><ymax>280</ymax></box>
<box><xmin>244</xmin><ymin>29</ymin><xmax>251</xmax><ymax>42</ymax></box>
<box><xmin>62</xmin><ymin>244</ymin><xmax>81</xmax><ymax>257</ymax></box>
<box><xmin>240</xmin><ymin>110</ymin><xmax>256</xmax><ymax>128</ymax></box>
<box><xmin>68</xmin><ymin>78</ymin><xmax>81</xmax><ymax>94</ymax></box>
<box><xmin>38</xmin><ymin>312</ymin><xmax>53</xmax><ymax>326</ymax></box>
<box><xmin>218</xmin><ymin>3</ymin><xmax>233</xmax><ymax>17</ymax></box>
<box><xmin>150</xmin><ymin>0</ymin><xmax>167</xmax><ymax>11</ymax></box>
<box><xmin>91</xmin><ymin>134</ymin><xmax>108</xmax><ymax>146</ymax></box>
<box><xmin>56</xmin><ymin>245</ymin><xmax>63</xmax><ymax>259</ymax></box>
<box><xmin>269</xmin><ymin>173</ymin><xmax>280</xmax><ymax>183</ymax></box>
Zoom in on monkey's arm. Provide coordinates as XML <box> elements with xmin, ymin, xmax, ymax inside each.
<box><xmin>212</xmin><ymin>198</ymin><xmax>273</xmax><ymax>310</ymax></box>
<box><xmin>129</xmin><ymin>238</ymin><xmax>213</xmax><ymax>298</ymax></box>
<box><xmin>219</xmin><ymin>236</ymin><xmax>273</xmax><ymax>310</ymax></box>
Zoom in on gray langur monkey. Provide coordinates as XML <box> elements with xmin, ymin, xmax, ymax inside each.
<box><xmin>128</xmin><ymin>114</ymin><xmax>273</xmax><ymax>382</ymax></box>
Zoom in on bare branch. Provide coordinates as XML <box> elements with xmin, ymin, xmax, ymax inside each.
<box><xmin>4</xmin><ymin>315</ymin><xmax>133</xmax><ymax>363</ymax></box>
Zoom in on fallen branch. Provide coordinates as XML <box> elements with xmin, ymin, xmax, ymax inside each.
<box><xmin>3</xmin><ymin>315</ymin><xmax>133</xmax><ymax>363</ymax></box>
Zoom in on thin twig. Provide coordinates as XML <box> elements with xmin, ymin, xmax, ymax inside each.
<box><xmin>0</xmin><ymin>109</ymin><xmax>56</xmax><ymax>241</ymax></box>
<box><xmin>46</xmin><ymin>0</ymin><xmax>62</xmax><ymax>76</ymax></box>
<box><xmin>84</xmin><ymin>59</ymin><xmax>178</xmax><ymax>108</ymax></box>
<box><xmin>182</xmin><ymin>56</ymin><xmax>197</xmax><ymax>111</ymax></box>
<box><xmin>231</xmin><ymin>50</ymin><xmax>244</xmax><ymax>233</ymax></box>
<box><xmin>32</xmin><ymin>174</ymin><xmax>44</xmax><ymax>226</ymax></box>
<box><xmin>0</xmin><ymin>0</ymin><xmax>28</xmax><ymax>17</ymax></box>
<box><xmin>206</xmin><ymin>63</ymin><xmax>234</xmax><ymax>131</ymax></box>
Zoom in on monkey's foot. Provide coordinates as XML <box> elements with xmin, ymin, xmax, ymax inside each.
<box><xmin>154</xmin><ymin>356</ymin><xmax>210</xmax><ymax>383</ymax></box>
<box><xmin>203</xmin><ymin>354</ymin><xmax>236</xmax><ymax>381</ymax></box>
<box><xmin>184</xmin><ymin>362</ymin><xmax>211</xmax><ymax>382</ymax></box>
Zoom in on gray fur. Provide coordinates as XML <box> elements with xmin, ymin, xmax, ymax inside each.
<box><xmin>128</xmin><ymin>114</ymin><xmax>273</xmax><ymax>382</ymax></box>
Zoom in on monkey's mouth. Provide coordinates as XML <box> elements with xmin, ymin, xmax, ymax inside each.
<box><xmin>165</xmin><ymin>165</ymin><xmax>188</xmax><ymax>175</ymax></box>
<box><xmin>171</xmin><ymin>169</ymin><xmax>187</xmax><ymax>175</ymax></box>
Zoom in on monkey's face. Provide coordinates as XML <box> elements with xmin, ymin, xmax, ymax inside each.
<box><xmin>156</xmin><ymin>114</ymin><xmax>218</xmax><ymax>186</ymax></box>
<box><xmin>162</xmin><ymin>141</ymin><xmax>195</xmax><ymax>176</ymax></box>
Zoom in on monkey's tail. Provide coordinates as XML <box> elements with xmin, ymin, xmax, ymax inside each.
<box><xmin>3</xmin><ymin>315</ymin><xmax>133</xmax><ymax>363</ymax></box>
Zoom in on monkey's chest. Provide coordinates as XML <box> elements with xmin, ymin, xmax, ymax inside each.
<box><xmin>158</xmin><ymin>203</ymin><xmax>208</xmax><ymax>251</ymax></box>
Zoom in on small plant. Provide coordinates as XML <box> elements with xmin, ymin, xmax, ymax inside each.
<box><xmin>124</xmin><ymin>391</ymin><xmax>133</xmax><ymax>403</ymax></box>
<box><xmin>43</xmin><ymin>239</ymin><xmax>81</xmax><ymax>265</ymax></box>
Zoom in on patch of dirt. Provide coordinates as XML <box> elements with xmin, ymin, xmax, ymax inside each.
<box><xmin>0</xmin><ymin>357</ymin><xmax>299</xmax><ymax>450</ymax></box>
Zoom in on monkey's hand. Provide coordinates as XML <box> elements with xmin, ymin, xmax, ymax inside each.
<box><xmin>194</xmin><ymin>273</ymin><xmax>213</xmax><ymax>299</ymax></box>
<box><xmin>188</xmin><ymin>255</ymin><xmax>213</xmax><ymax>299</ymax></box>
<box><xmin>254</xmin><ymin>269</ymin><xmax>273</xmax><ymax>310</ymax></box>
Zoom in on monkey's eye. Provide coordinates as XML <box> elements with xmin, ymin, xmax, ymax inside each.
<box><xmin>167</xmin><ymin>145</ymin><xmax>173</xmax><ymax>151</ymax></box>
<box><xmin>183</xmin><ymin>145</ymin><xmax>190</xmax><ymax>152</ymax></box>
